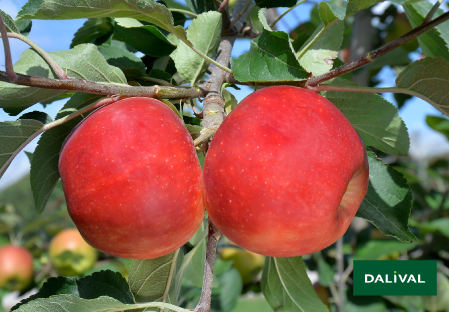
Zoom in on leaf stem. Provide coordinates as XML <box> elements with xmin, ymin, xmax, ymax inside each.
<box><xmin>0</xmin><ymin>14</ymin><xmax>17</xmax><ymax>82</ymax></box>
<box><xmin>179</xmin><ymin>37</ymin><xmax>234</xmax><ymax>74</ymax></box>
<box><xmin>422</xmin><ymin>0</ymin><xmax>444</xmax><ymax>24</ymax></box>
<box><xmin>192</xmin><ymin>226</ymin><xmax>209</xmax><ymax>247</ymax></box>
<box><xmin>0</xmin><ymin>32</ymin><xmax>68</xmax><ymax>79</ymax></box>
<box><xmin>269</xmin><ymin>0</ymin><xmax>307</xmax><ymax>29</ymax></box>
<box><xmin>169</xmin><ymin>8</ymin><xmax>198</xmax><ymax>18</ymax></box>
<box><xmin>194</xmin><ymin>220</ymin><xmax>221</xmax><ymax>312</ymax></box>
<box><xmin>304</xmin><ymin>10</ymin><xmax>449</xmax><ymax>87</ymax></box>
<box><xmin>297</xmin><ymin>18</ymin><xmax>338</xmax><ymax>60</ymax></box>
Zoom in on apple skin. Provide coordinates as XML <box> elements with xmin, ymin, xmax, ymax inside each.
<box><xmin>203</xmin><ymin>86</ymin><xmax>369</xmax><ymax>257</ymax></box>
<box><xmin>0</xmin><ymin>245</ymin><xmax>34</xmax><ymax>291</ymax></box>
<box><xmin>49</xmin><ymin>228</ymin><xmax>98</xmax><ymax>276</ymax></box>
<box><xmin>59</xmin><ymin>97</ymin><xmax>204</xmax><ymax>259</ymax></box>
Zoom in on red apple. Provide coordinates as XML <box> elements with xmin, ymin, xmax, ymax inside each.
<box><xmin>59</xmin><ymin>97</ymin><xmax>204</xmax><ymax>259</ymax></box>
<box><xmin>203</xmin><ymin>86</ymin><xmax>369</xmax><ymax>257</ymax></box>
<box><xmin>0</xmin><ymin>245</ymin><xmax>34</xmax><ymax>291</ymax></box>
<box><xmin>49</xmin><ymin>228</ymin><xmax>98</xmax><ymax>276</ymax></box>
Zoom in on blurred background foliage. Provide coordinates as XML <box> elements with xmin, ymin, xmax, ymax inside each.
<box><xmin>1</xmin><ymin>1</ymin><xmax>449</xmax><ymax>311</ymax></box>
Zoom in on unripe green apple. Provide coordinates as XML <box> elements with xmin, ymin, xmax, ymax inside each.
<box><xmin>204</xmin><ymin>86</ymin><xmax>369</xmax><ymax>257</ymax></box>
<box><xmin>0</xmin><ymin>245</ymin><xmax>34</xmax><ymax>291</ymax></box>
<box><xmin>59</xmin><ymin>97</ymin><xmax>204</xmax><ymax>259</ymax></box>
<box><xmin>49</xmin><ymin>228</ymin><xmax>97</xmax><ymax>276</ymax></box>
<box><xmin>220</xmin><ymin>247</ymin><xmax>264</xmax><ymax>284</ymax></box>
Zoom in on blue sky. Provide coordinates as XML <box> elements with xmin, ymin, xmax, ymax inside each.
<box><xmin>0</xmin><ymin>0</ymin><xmax>448</xmax><ymax>190</ymax></box>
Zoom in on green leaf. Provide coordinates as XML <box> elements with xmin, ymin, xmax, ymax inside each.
<box><xmin>353</xmin><ymin>240</ymin><xmax>419</xmax><ymax>260</ymax></box>
<box><xmin>258</xmin><ymin>8</ymin><xmax>272</xmax><ymax>31</ymax></box>
<box><xmin>19</xmin><ymin>111</ymin><xmax>53</xmax><ymax>124</ymax></box>
<box><xmin>395</xmin><ymin>57</ymin><xmax>449</xmax><ymax>116</ymax></box>
<box><xmin>383</xmin><ymin>295</ymin><xmax>425</xmax><ymax>311</ymax></box>
<box><xmin>261</xmin><ymin>257</ymin><xmax>328</xmax><ymax>312</ymax></box>
<box><xmin>160</xmin><ymin>99</ymin><xmax>182</xmax><ymax>118</ymax></box>
<box><xmin>71</xmin><ymin>18</ymin><xmax>114</xmax><ymax>48</ymax></box>
<box><xmin>183</xmin><ymin>221</ymin><xmax>207</xmax><ymax>288</ymax></box>
<box><xmin>17</xmin><ymin>0</ymin><xmax>188</xmax><ymax>41</ymax></box>
<box><xmin>0</xmin><ymin>10</ymin><xmax>21</xmax><ymax>33</ymax></box>
<box><xmin>170</xmin><ymin>11</ymin><xmax>221</xmax><ymax>84</ymax></box>
<box><xmin>129</xmin><ymin>237</ymin><xmax>206</xmax><ymax>309</ymax></box>
<box><xmin>346</xmin><ymin>0</ymin><xmax>381</xmax><ymax>17</ymax></box>
<box><xmin>15</xmin><ymin>19</ymin><xmax>33</xmax><ymax>37</ymax></box>
<box><xmin>356</xmin><ymin>149</ymin><xmax>416</xmax><ymax>242</ymax></box>
<box><xmin>318</xmin><ymin>2</ymin><xmax>346</xmax><ymax>26</ymax></box>
<box><xmin>114</xmin><ymin>18</ymin><xmax>176</xmax><ymax>57</ymax></box>
<box><xmin>0</xmin><ymin>44</ymin><xmax>126</xmax><ymax>116</ymax></box>
<box><xmin>30</xmin><ymin>93</ymin><xmax>101</xmax><ymax>213</ymax></box>
<box><xmin>12</xmin><ymin>271</ymin><xmax>133</xmax><ymax>311</ymax></box>
<box><xmin>76</xmin><ymin>271</ymin><xmax>134</xmax><ymax>302</ymax></box>
<box><xmin>422</xmin><ymin>272</ymin><xmax>449</xmax><ymax>312</ymax></box>
<box><xmin>322</xmin><ymin>78</ymin><xmax>410</xmax><ymax>156</ymax></box>
<box><xmin>298</xmin><ymin>21</ymin><xmax>344</xmax><ymax>76</ymax></box>
<box><xmin>426</xmin><ymin>115</ymin><xmax>449</xmax><ymax>140</ymax></box>
<box><xmin>186</xmin><ymin>124</ymin><xmax>202</xmax><ymax>140</ymax></box>
<box><xmin>211</xmin><ymin>267</ymin><xmax>243</xmax><ymax>312</ymax></box>
<box><xmin>404</xmin><ymin>2</ymin><xmax>449</xmax><ymax>62</ymax></box>
<box><xmin>222</xmin><ymin>88</ymin><xmax>238</xmax><ymax>114</ymax></box>
<box><xmin>410</xmin><ymin>218</ymin><xmax>449</xmax><ymax>239</ymax></box>
<box><xmin>390</xmin><ymin>0</ymin><xmax>423</xmax><ymax>4</ymax></box>
<box><xmin>0</xmin><ymin>119</ymin><xmax>44</xmax><ymax>179</ymax></box>
<box><xmin>317</xmin><ymin>258</ymin><xmax>334</xmax><ymax>287</ymax></box>
<box><xmin>98</xmin><ymin>41</ymin><xmax>146</xmax><ymax>73</ymax></box>
<box><xmin>129</xmin><ymin>251</ymin><xmax>184</xmax><ymax>306</ymax></box>
<box><xmin>12</xmin><ymin>295</ymin><xmax>185</xmax><ymax>312</ymax></box>
<box><xmin>231</xmin><ymin>30</ymin><xmax>309</xmax><ymax>82</ymax></box>
<box><xmin>255</xmin><ymin>0</ymin><xmax>296</xmax><ymax>9</ymax></box>
<box><xmin>185</xmin><ymin>0</ymin><xmax>215</xmax><ymax>14</ymax></box>
<box><xmin>345</xmin><ymin>288</ymin><xmax>387</xmax><ymax>312</ymax></box>
<box><xmin>148</xmin><ymin>69</ymin><xmax>177</xmax><ymax>85</ymax></box>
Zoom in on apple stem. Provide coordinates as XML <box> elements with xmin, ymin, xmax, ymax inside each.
<box><xmin>194</xmin><ymin>220</ymin><xmax>221</xmax><ymax>312</ymax></box>
<box><xmin>0</xmin><ymin>13</ymin><xmax>17</xmax><ymax>82</ymax></box>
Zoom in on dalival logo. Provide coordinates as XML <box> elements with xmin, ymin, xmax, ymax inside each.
<box><xmin>353</xmin><ymin>260</ymin><xmax>437</xmax><ymax>296</ymax></box>
<box><xmin>364</xmin><ymin>271</ymin><xmax>426</xmax><ymax>284</ymax></box>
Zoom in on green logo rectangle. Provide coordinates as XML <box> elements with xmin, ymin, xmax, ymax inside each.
<box><xmin>353</xmin><ymin>260</ymin><xmax>437</xmax><ymax>296</ymax></box>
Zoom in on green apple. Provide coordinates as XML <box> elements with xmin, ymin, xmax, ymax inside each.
<box><xmin>220</xmin><ymin>247</ymin><xmax>265</xmax><ymax>284</ymax></box>
<box><xmin>49</xmin><ymin>228</ymin><xmax>98</xmax><ymax>276</ymax></box>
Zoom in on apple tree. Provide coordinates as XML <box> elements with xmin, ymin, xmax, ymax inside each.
<box><xmin>0</xmin><ymin>0</ymin><xmax>448</xmax><ymax>311</ymax></box>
